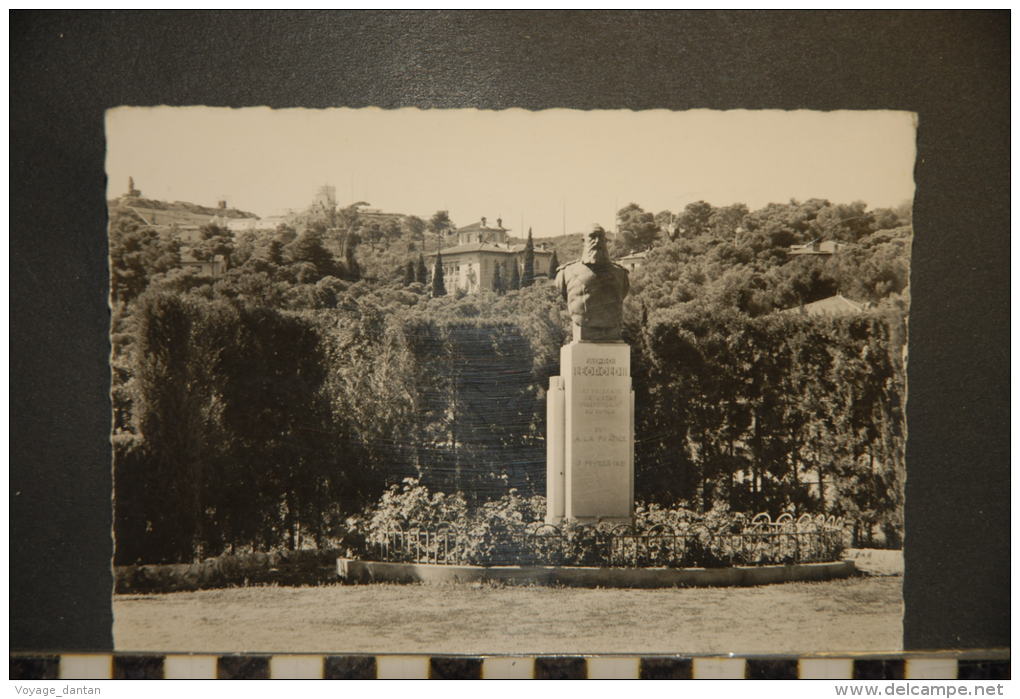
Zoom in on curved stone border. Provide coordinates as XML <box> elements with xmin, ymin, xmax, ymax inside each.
<box><xmin>336</xmin><ymin>558</ymin><xmax>857</xmax><ymax>588</ymax></box>
<box><xmin>844</xmin><ymin>548</ymin><xmax>904</xmax><ymax>576</ymax></box>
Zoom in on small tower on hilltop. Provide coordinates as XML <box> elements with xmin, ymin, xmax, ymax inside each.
<box><xmin>312</xmin><ymin>184</ymin><xmax>337</xmax><ymax>211</ymax></box>
<box><xmin>126</xmin><ymin>176</ymin><xmax>141</xmax><ymax>198</ymax></box>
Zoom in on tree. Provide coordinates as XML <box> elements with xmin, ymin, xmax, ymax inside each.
<box><xmin>428</xmin><ymin>210</ymin><xmax>454</xmax><ymax>242</ymax></box>
<box><xmin>870</xmin><ymin>207</ymin><xmax>903</xmax><ymax>232</ymax></box>
<box><xmin>617</xmin><ymin>203</ymin><xmax>659</xmax><ymax>254</ymax></box>
<box><xmin>893</xmin><ymin>200</ymin><xmax>913</xmax><ymax>227</ymax></box>
<box><xmin>301</xmin><ymin>193</ymin><xmax>341</xmax><ymax>236</ymax></box>
<box><xmin>283</xmin><ymin>230</ymin><xmax>337</xmax><ymax>281</ymax></box>
<box><xmin>415</xmin><ymin>253</ymin><xmax>429</xmax><ymax>284</ymax></box>
<box><xmin>230</xmin><ymin>230</ymin><xmax>258</xmax><ymax>267</ymax></box>
<box><xmin>214</xmin><ymin>305</ymin><xmax>339</xmax><ymax>550</ymax></box>
<box><xmin>431</xmin><ymin>251</ymin><xmax>446</xmax><ymax>296</ymax></box>
<box><xmin>509</xmin><ymin>259</ymin><xmax>521</xmax><ymax>290</ymax></box>
<box><xmin>403</xmin><ymin>215</ymin><xmax>427</xmax><ymax>248</ymax></box>
<box><xmin>192</xmin><ymin>223</ymin><xmax>234</xmax><ymax>262</ymax></box>
<box><xmin>404</xmin><ymin>260</ymin><xmax>416</xmax><ymax>285</ymax></box>
<box><xmin>341</xmin><ymin>231</ymin><xmax>361</xmax><ymax>281</ymax></box>
<box><xmin>130</xmin><ymin>291</ymin><xmax>228</xmax><ymax>562</ymax></box>
<box><xmin>335</xmin><ymin>201</ymin><xmax>369</xmax><ymax>235</ymax></box>
<box><xmin>108</xmin><ymin>214</ymin><xmax>180</xmax><ymax>303</ymax></box>
<box><xmin>274</xmin><ymin>223</ymin><xmax>298</xmax><ymax>245</ymax></box>
<box><xmin>491</xmin><ymin>262</ymin><xmax>506</xmax><ymax>295</ymax></box>
<box><xmin>741</xmin><ymin>200</ymin><xmax>828</xmax><ymax>256</ymax></box>
<box><xmin>708</xmin><ymin>203</ymin><xmax>749</xmax><ymax>240</ymax></box>
<box><xmin>654</xmin><ymin>210</ymin><xmax>676</xmax><ymax>238</ymax></box>
<box><xmin>760</xmin><ymin>256</ymin><xmax>838</xmax><ymax>308</ymax></box>
<box><xmin>265</xmin><ymin>238</ymin><xmax>285</xmax><ymax>266</ymax></box>
<box><xmin>677</xmin><ymin>200</ymin><xmax>714</xmax><ymax>239</ymax></box>
<box><xmin>521</xmin><ymin>227</ymin><xmax>535</xmax><ymax>287</ymax></box>
<box><xmin>548</xmin><ymin>249</ymin><xmax>560</xmax><ymax>277</ymax></box>
<box><xmin>812</xmin><ymin>201</ymin><xmax>875</xmax><ymax>243</ymax></box>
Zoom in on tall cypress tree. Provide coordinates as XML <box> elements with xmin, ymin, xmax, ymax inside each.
<box><xmin>509</xmin><ymin>258</ymin><xmax>521</xmax><ymax>290</ymax></box>
<box><xmin>341</xmin><ymin>232</ymin><xmax>360</xmax><ymax>281</ymax></box>
<box><xmin>491</xmin><ymin>262</ymin><xmax>505</xmax><ymax>295</ymax></box>
<box><xmin>415</xmin><ymin>253</ymin><xmax>429</xmax><ymax>284</ymax></box>
<box><xmin>266</xmin><ymin>238</ymin><xmax>285</xmax><ymax>266</ymax></box>
<box><xmin>431</xmin><ymin>251</ymin><xmax>446</xmax><ymax>296</ymax></box>
<box><xmin>548</xmin><ymin>249</ymin><xmax>560</xmax><ymax>278</ymax></box>
<box><xmin>521</xmin><ymin>227</ymin><xmax>535</xmax><ymax>287</ymax></box>
<box><xmin>404</xmin><ymin>260</ymin><xmax>416</xmax><ymax>285</ymax></box>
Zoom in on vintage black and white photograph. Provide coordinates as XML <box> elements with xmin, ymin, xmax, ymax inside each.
<box><xmin>107</xmin><ymin>106</ymin><xmax>914</xmax><ymax>656</ymax></box>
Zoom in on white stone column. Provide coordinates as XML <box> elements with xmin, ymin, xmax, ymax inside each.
<box><xmin>545</xmin><ymin>375</ymin><xmax>565</xmax><ymax>523</ymax></box>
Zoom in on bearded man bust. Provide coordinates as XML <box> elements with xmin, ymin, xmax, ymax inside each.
<box><xmin>554</xmin><ymin>225</ymin><xmax>630</xmax><ymax>343</ymax></box>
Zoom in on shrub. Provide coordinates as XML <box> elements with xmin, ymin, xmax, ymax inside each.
<box><xmin>364</xmin><ymin>478</ymin><xmax>469</xmax><ymax>541</ymax></box>
<box><xmin>114</xmin><ymin>548</ymin><xmax>340</xmax><ymax>593</ymax></box>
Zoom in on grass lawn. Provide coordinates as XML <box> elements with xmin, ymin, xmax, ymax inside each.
<box><xmin>114</xmin><ymin>576</ymin><xmax>902</xmax><ymax>655</ymax></box>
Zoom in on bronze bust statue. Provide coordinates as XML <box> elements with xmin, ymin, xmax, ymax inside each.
<box><xmin>555</xmin><ymin>225</ymin><xmax>630</xmax><ymax>342</ymax></box>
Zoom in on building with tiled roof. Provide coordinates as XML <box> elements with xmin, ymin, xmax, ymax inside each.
<box><xmin>781</xmin><ymin>294</ymin><xmax>868</xmax><ymax>317</ymax></box>
<box><xmin>427</xmin><ymin>217</ymin><xmax>555</xmax><ymax>294</ymax></box>
<box><xmin>617</xmin><ymin>250</ymin><xmax>648</xmax><ymax>272</ymax></box>
<box><xmin>453</xmin><ymin>216</ymin><xmax>512</xmax><ymax>245</ymax></box>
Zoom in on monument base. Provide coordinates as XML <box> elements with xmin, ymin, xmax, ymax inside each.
<box><xmin>546</xmin><ymin>341</ymin><xmax>634</xmax><ymax>524</ymax></box>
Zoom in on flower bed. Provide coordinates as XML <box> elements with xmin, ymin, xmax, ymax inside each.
<box><xmin>114</xmin><ymin>481</ymin><xmax>850</xmax><ymax>594</ymax></box>
<box><xmin>354</xmin><ymin>479</ymin><xmax>847</xmax><ymax>568</ymax></box>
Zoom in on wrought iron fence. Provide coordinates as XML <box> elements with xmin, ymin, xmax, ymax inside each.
<box><xmin>372</xmin><ymin>513</ymin><xmax>847</xmax><ymax>568</ymax></box>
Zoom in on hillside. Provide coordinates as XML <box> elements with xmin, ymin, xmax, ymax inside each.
<box><xmin>110</xmin><ymin>196</ymin><xmax>259</xmax><ymax>228</ymax></box>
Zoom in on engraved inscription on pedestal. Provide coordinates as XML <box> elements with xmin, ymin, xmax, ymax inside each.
<box><xmin>561</xmin><ymin>342</ymin><xmax>633</xmax><ymax>521</ymax></box>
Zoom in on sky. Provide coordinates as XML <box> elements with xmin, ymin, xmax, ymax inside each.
<box><xmin>106</xmin><ymin>107</ymin><xmax>916</xmax><ymax>239</ymax></box>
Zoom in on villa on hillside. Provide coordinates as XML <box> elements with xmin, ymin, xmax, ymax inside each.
<box><xmin>359</xmin><ymin>208</ymin><xmax>405</xmax><ymax>227</ymax></box>
<box><xmin>221</xmin><ymin>217</ymin><xmax>264</xmax><ymax>233</ymax></box>
<box><xmin>180</xmin><ymin>252</ymin><xmax>228</xmax><ymax>277</ymax></box>
<box><xmin>788</xmin><ymin>239</ymin><xmax>846</xmax><ymax>256</ymax></box>
<box><xmin>427</xmin><ymin>217</ymin><xmax>555</xmax><ymax>294</ymax></box>
<box><xmin>617</xmin><ymin>250</ymin><xmax>648</xmax><ymax>272</ymax></box>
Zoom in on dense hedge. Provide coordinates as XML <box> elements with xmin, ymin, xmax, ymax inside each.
<box><xmin>114</xmin><ymin>285</ymin><xmax>904</xmax><ymax>564</ymax></box>
<box><xmin>113</xmin><ymin>291</ymin><xmax>556</xmax><ymax>564</ymax></box>
<box><xmin>631</xmin><ymin>305</ymin><xmax>906</xmax><ymax>546</ymax></box>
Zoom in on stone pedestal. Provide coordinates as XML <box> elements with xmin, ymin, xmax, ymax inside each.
<box><xmin>546</xmin><ymin>341</ymin><xmax>634</xmax><ymax>523</ymax></box>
